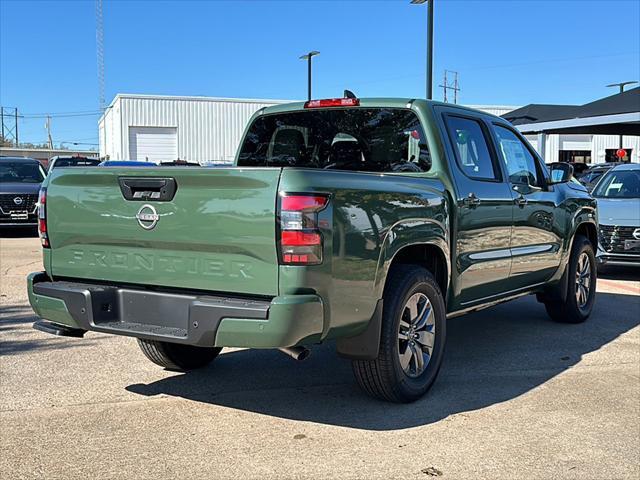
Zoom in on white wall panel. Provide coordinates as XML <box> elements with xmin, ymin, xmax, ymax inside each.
<box><xmin>546</xmin><ymin>134</ymin><xmax>559</xmax><ymax>163</ymax></box>
<box><xmin>559</xmin><ymin>135</ymin><xmax>592</xmax><ymax>151</ymax></box>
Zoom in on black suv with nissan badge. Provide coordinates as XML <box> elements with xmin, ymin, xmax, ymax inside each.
<box><xmin>0</xmin><ymin>157</ymin><xmax>46</xmax><ymax>228</ymax></box>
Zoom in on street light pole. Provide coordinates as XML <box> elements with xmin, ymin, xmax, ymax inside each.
<box><xmin>411</xmin><ymin>0</ymin><xmax>434</xmax><ymax>100</ymax></box>
<box><xmin>299</xmin><ymin>51</ymin><xmax>320</xmax><ymax>101</ymax></box>
<box><xmin>606</xmin><ymin>80</ymin><xmax>638</xmax><ymax>150</ymax></box>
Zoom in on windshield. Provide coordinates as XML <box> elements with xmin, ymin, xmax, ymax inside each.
<box><xmin>580</xmin><ymin>171</ymin><xmax>604</xmax><ymax>184</ymax></box>
<box><xmin>0</xmin><ymin>162</ymin><xmax>45</xmax><ymax>183</ymax></box>
<box><xmin>238</xmin><ymin>108</ymin><xmax>431</xmax><ymax>173</ymax></box>
<box><xmin>592</xmin><ymin>169</ymin><xmax>640</xmax><ymax>198</ymax></box>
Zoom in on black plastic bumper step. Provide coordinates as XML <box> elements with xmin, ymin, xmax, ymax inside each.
<box><xmin>33</xmin><ymin>320</ymin><xmax>86</xmax><ymax>338</ymax></box>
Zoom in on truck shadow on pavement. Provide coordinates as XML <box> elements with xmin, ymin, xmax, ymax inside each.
<box><xmin>0</xmin><ymin>227</ymin><xmax>38</xmax><ymax>238</ymax></box>
<box><xmin>598</xmin><ymin>265</ymin><xmax>639</xmax><ymax>282</ymax></box>
<box><xmin>127</xmin><ymin>291</ymin><xmax>639</xmax><ymax>431</ymax></box>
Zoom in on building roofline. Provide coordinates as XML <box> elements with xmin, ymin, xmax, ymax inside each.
<box><xmin>0</xmin><ymin>147</ymin><xmax>96</xmax><ymax>155</ymax></box>
<box><xmin>465</xmin><ymin>104</ymin><xmax>520</xmax><ymax>110</ymax></box>
<box><xmin>515</xmin><ymin>112</ymin><xmax>640</xmax><ymax>133</ymax></box>
<box><xmin>112</xmin><ymin>93</ymin><xmax>296</xmax><ymax>105</ymax></box>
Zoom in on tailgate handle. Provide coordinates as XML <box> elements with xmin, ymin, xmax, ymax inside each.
<box><xmin>118</xmin><ymin>177</ymin><xmax>177</xmax><ymax>201</ymax></box>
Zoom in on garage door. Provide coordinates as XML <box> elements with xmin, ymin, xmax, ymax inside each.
<box><xmin>128</xmin><ymin>127</ymin><xmax>177</xmax><ymax>162</ymax></box>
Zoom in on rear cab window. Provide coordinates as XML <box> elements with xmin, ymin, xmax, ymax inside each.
<box><xmin>237</xmin><ymin>108</ymin><xmax>431</xmax><ymax>173</ymax></box>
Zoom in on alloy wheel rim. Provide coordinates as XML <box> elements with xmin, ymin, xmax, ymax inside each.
<box><xmin>575</xmin><ymin>252</ymin><xmax>592</xmax><ymax>308</ymax></box>
<box><xmin>398</xmin><ymin>292</ymin><xmax>435</xmax><ymax>378</ymax></box>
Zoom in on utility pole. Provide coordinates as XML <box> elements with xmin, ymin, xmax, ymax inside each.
<box><xmin>439</xmin><ymin>70</ymin><xmax>460</xmax><ymax>104</ymax></box>
<box><xmin>45</xmin><ymin>116</ymin><xmax>54</xmax><ymax>150</ymax></box>
<box><xmin>606</xmin><ymin>80</ymin><xmax>638</xmax><ymax>150</ymax></box>
<box><xmin>96</xmin><ymin>0</ymin><xmax>105</xmax><ymax>111</ymax></box>
<box><xmin>299</xmin><ymin>51</ymin><xmax>320</xmax><ymax>101</ymax></box>
<box><xmin>441</xmin><ymin>70</ymin><xmax>448</xmax><ymax>103</ymax></box>
<box><xmin>410</xmin><ymin>0</ymin><xmax>434</xmax><ymax>100</ymax></box>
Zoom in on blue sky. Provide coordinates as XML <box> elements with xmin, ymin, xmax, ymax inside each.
<box><xmin>1</xmin><ymin>0</ymin><xmax>639</xmax><ymax>147</ymax></box>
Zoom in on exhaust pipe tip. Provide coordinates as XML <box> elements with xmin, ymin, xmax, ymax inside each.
<box><xmin>278</xmin><ymin>346</ymin><xmax>310</xmax><ymax>361</ymax></box>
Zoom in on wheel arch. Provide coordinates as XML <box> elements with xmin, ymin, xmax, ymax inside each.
<box><xmin>575</xmin><ymin>221</ymin><xmax>598</xmax><ymax>250</ymax></box>
<box><xmin>337</xmin><ymin>222</ymin><xmax>450</xmax><ymax>361</ymax></box>
<box><xmin>385</xmin><ymin>243</ymin><xmax>449</xmax><ymax>299</ymax></box>
<box><xmin>373</xmin><ymin>219</ymin><xmax>451</xmax><ymax>301</ymax></box>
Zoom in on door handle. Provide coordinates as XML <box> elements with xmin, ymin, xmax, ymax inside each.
<box><xmin>462</xmin><ymin>193</ymin><xmax>481</xmax><ymax>208</ymax></box>
<box><xmin>515</xmin><ymin>195</ymin><xmax>528</xmax><ymax>208</ymax></box>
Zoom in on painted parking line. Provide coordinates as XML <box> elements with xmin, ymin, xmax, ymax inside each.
<box><xmin>597</xmin><ymin>279</ymin><xmax>640</xmax><ymax>295</ymax></box>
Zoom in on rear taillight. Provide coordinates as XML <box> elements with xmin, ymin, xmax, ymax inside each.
<box><xmin>38</xmin><ymin>187</ymin><xmax>49</xmax><ymax>248</ymax></box>
<box><xmin>278</xmin><ymin>193</ymin><xmax>329</xmax><ymax>265</ymax></box>
<box><xmin>304</xmin><ymin>98</ymin><xmax>359</xmax><ymax>108</ymax></box>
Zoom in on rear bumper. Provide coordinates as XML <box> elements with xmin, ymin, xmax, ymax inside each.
<box><xmin>0</xmin><ymin>218</ymin><xmax>37</xmax><ymax>227</ymax></box>
<box><xmin>27</xmin><ymin>272</ymin><xmax>324</xmax><ymax>348</ymax></box>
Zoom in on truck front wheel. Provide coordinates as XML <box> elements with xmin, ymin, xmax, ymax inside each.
<box><xmin>544</xmin><ymin>234</ymin><xmax>596</xmax><ymax>324</ymax></box>
<box><xmin>137</xmin><ymin>339</ymin><xmax>222</xmax><ymax>371</ymax></box>
<box><xmin>352</xmin><ymin>265</ymin><xmax>446</xmax><ymax>403</ymax></box>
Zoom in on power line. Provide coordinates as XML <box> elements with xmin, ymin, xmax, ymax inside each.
<box><xmin>19</xmin><ymin>111</ymin><xmax>102</xmax><ymax>118</ymax></box>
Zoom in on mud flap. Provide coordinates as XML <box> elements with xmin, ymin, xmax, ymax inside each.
<box><xmin>336</xmin><ymin>300</ymin><xmax>383</xmax><ymax>360</ymax></box>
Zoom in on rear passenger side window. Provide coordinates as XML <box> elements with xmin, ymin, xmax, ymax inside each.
<box><xmin>446</xmin><ymin>116</ymin><xmax>498</xmax><ymax>181</ymax></box>
<box><xmin>493</xmin><ymin>125</ymin><xmax>542</xmax><ymax>187</ymax></box>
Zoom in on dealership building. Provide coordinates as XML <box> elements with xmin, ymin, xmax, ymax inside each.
<box><xmin>508</xmin><ymin>87</ymin><xmax>639</xmax><ymax>164</ymax></box>
<box><xmin>99</xmin><ymin>92</ymin><xmax>639</xmax><ymax>164</ymax></box>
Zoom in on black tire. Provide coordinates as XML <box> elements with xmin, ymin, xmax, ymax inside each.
<box><xmin>352</xmin><ymin>265</ymin><xmax>446</xmax><ymax>403</ymax></box>
<box><xmin>544</xmin><ymin>235</ymin><xmax>597</xmax><ymax>324</ymax></box>
<box><xmin>137</xmin><ymin>339</ymin><xmax>222</xmax><ymax>371</ymax></box>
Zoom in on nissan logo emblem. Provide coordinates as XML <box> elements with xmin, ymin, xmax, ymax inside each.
<box><xmin>633</xmin><ymin>228</ymin><xmax>640</xmax><ymax>241</ymax></box>
<box><xmin>136</xmin><ymin>204</ymin><xmax>159</xmax><ymax>230</ymax></box>
<box><xmin>13</xmin><ymin>197</ymin><xmax>23</xmax><ymax>206</ymax></box>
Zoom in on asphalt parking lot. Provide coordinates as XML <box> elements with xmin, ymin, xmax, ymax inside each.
<box><xmin>1</xmin><ymin>232</ymin><xmax>639</xmax><ymax>480</ymax></box>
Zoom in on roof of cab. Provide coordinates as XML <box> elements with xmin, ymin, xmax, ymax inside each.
<box><xmin>611</xmin><ymin>163</ymin><xmax>640</xmax><ymax>171</ymax></box>
<box><xmin>257</xmin><ymin>97</ymin><xmax>506</xmax><ymax>121</ymax></box>
<box><xmin>0</xmin><ymin>156</ymin><xmax>41</xmax><ymax>164</ymax></box>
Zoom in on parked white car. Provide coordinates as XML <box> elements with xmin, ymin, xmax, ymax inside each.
<box><xmin>594</xmin><ymin>163</ymin><xmax>640</xmax><ymax>268</ymax></box>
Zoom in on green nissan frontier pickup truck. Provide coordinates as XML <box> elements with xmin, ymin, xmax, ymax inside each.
<box><xmin>28</xmin><ymin>97</ymin><xmax>598</xmax><ymax>403</ymax></box>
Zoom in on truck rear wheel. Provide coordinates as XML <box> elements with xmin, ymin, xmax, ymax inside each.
<box><xmin>352</xmin><ymin>265</ymin><xmax>446</xmax><ymax>403</ymax></box>
<box><xmin>137</xmin><ymin>339</ymin><xmax>222</xmax><ymax>371</ymax></box>
<box><xmin>544</xmin><ymin>234</ymin><xmax>596</xmax><ymax>324</ymax></box>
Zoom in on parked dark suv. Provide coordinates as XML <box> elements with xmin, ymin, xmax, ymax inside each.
<box><xmin>0</xmin><ymin>157</ymin><xmax>46</xmax><ymax>228</ymax></box>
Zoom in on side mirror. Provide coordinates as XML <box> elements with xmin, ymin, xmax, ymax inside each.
<box><xmin>548</xmin><ymin>162</ymin><xmax>573</xmax><ymax>184</ymax></box>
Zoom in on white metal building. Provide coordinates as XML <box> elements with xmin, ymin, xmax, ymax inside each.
<box><xmin>98</xmin><ymin>94</ymin><xmax>291</xmax><ymax>163</ymax></box>
<box><xmin>523</xmin><ymin>134</ymin><xmax>640</xmax><ymax>164</ymax></box>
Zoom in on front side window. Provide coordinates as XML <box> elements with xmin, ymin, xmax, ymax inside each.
<box><xmin>493</xmin><ymin>125</ymin><xmax>542</xmax><ymax>187</ymax></box>
<box><xmin>592</xmin><ymin>169</ymin><xmax>640</xmax><ymax>198</ymax></box>
<box><xmin>446</xmin><ymin>116</ymin><xmax>497</xmax><ymax>180</ymax></box>
<box><xmin>238</xmin><ymin>108</ymin><xmax>431</xmax><ymax>173</ymax></box>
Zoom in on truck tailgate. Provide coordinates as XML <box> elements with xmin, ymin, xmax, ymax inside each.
<box><xmin>46</xmin><ymin>167</ymin><xmax>281</xmax><ymax>296</ymax></box>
